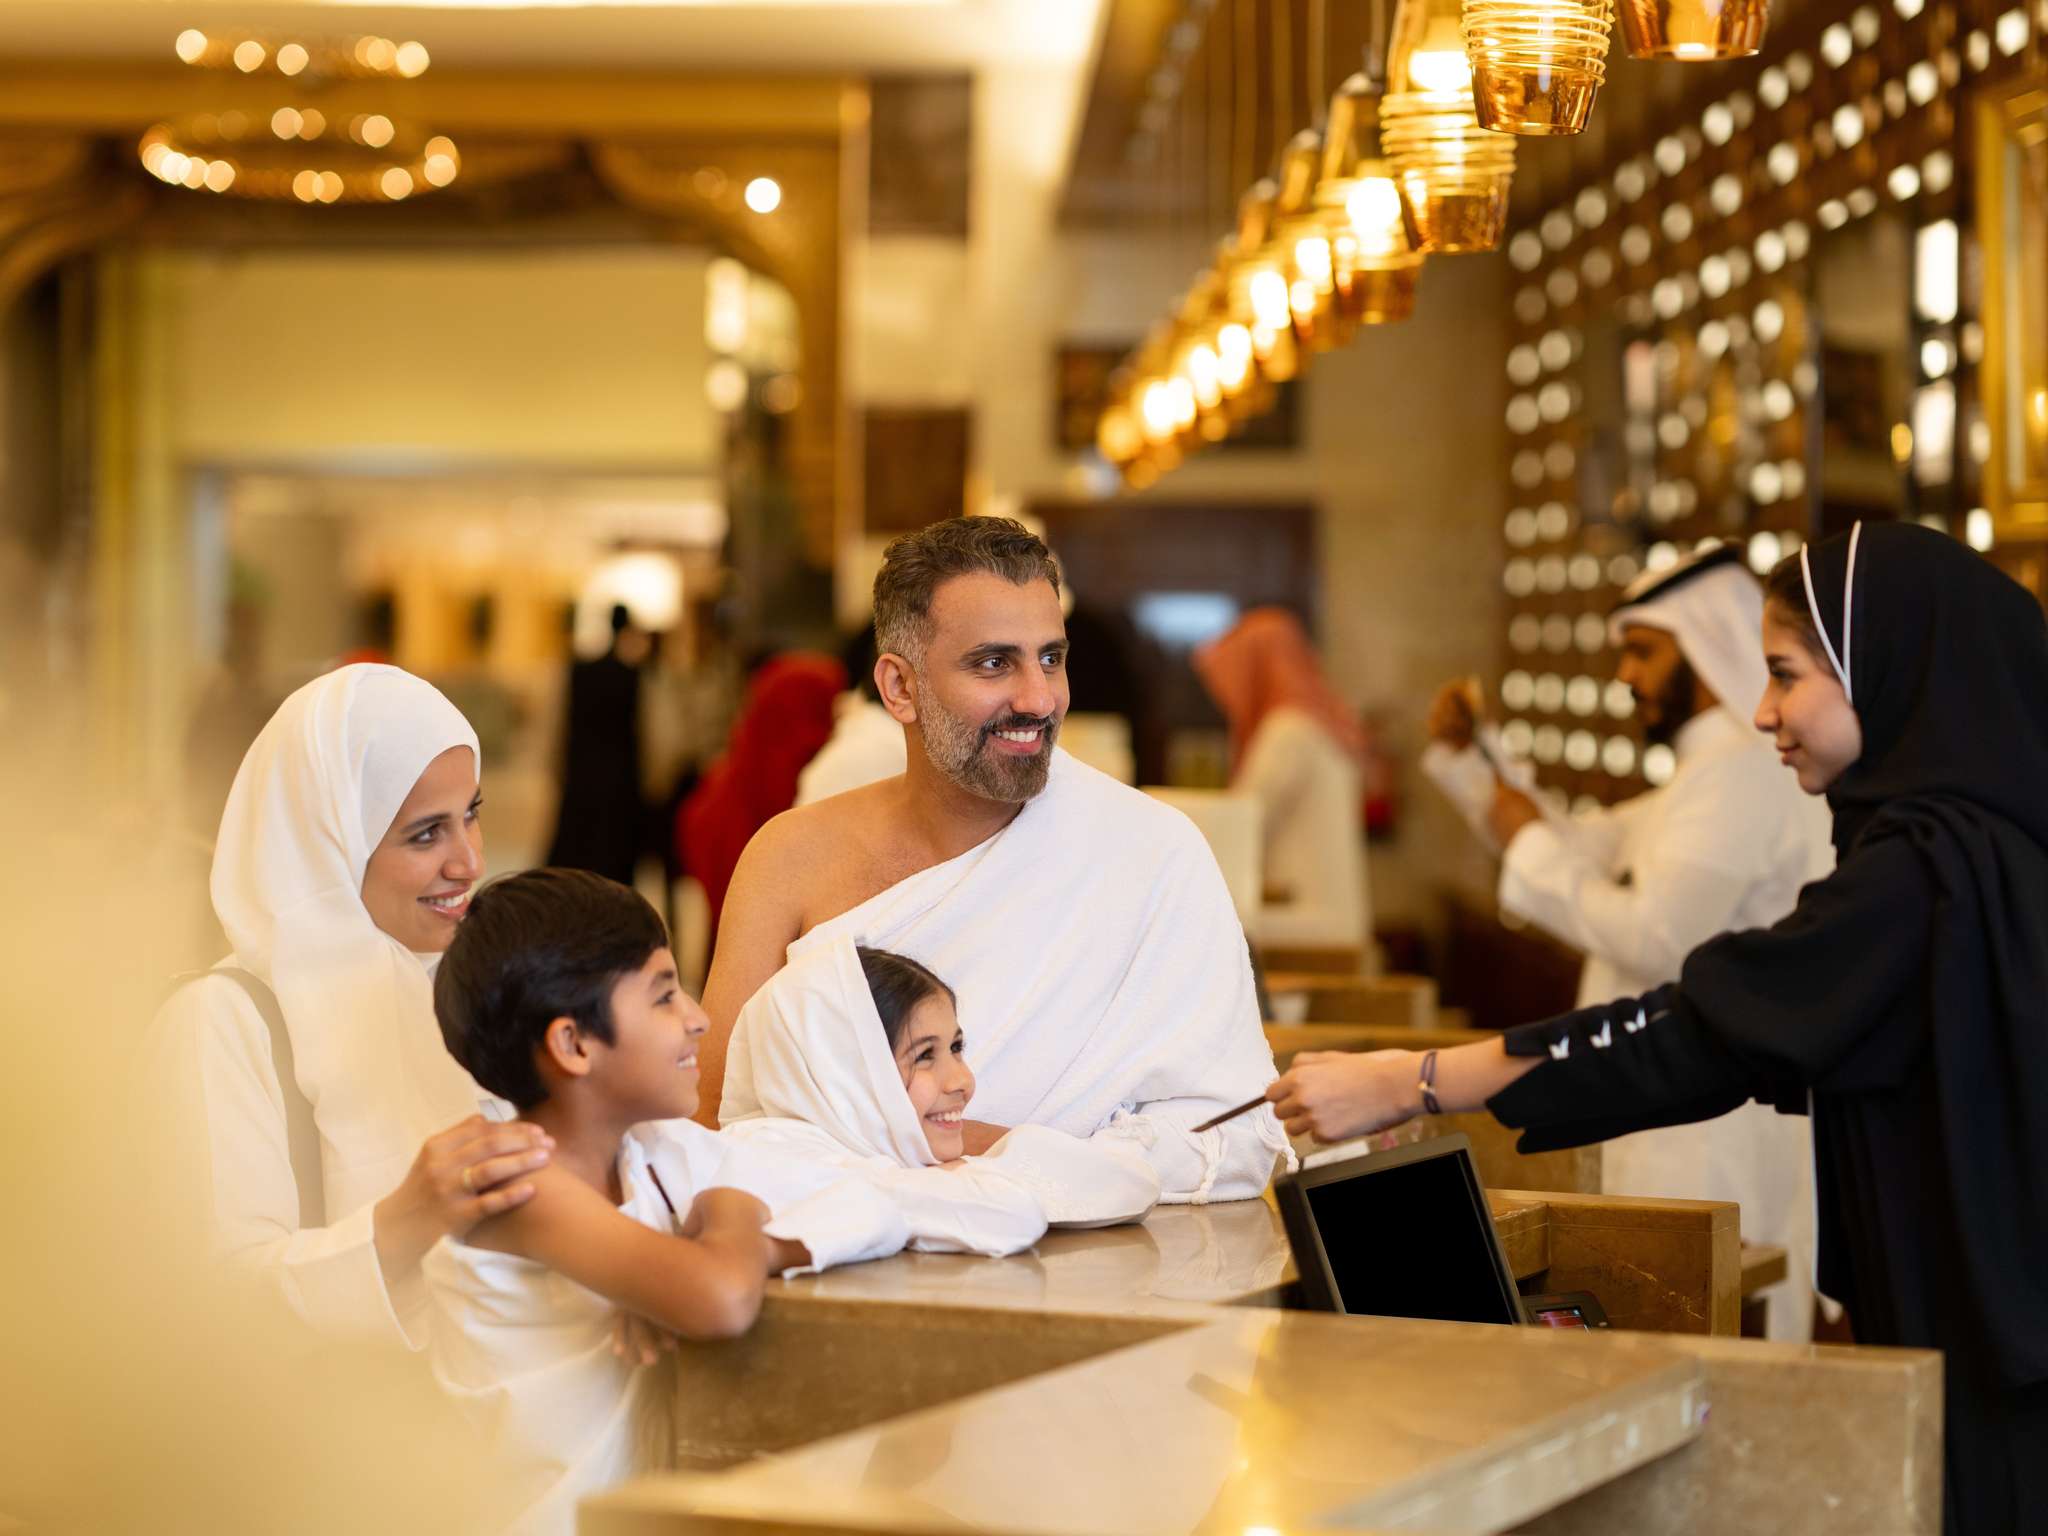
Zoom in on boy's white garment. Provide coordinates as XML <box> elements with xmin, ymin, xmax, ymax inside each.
<box><xmin>147</xmin><ymin>664</ymin><xmax>494</xmax><ymax>1343</ymax></box>
<box><xmin>741</xmin><ymin>750</ymin><xmax>1289</xmax><ymax>1205</ymax></box>
<box><xmin>424</xmin><ymin>1120</ymin><xmax>908</xmax><ymax>1536</ymax></box>
<box><xmin>721</xmin><ymin>939</ymin><xmax>1159</xmax><ymax>1254</ymax></box>
<box><xmin>1234</xmin><ymin>705</ymin><xmax>1370</xmax><ymax>952</ymax></box>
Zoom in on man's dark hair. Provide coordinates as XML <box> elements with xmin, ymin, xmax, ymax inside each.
<box><xmin>1763</xmin><ymin>551</ymin><xmax>1828</xmax><ymax>663</ymax></box>
<box><xmin>435</xmin><ymin>868</ymin><xmax>669</xmax><ymax>1109</ymax></box>
<box><xmin>856</xmin><ymin>946</ymin><xmax>956</xmax><ymax>1052</ymax></box>
<box><xmin>872</xmin><ymin>516</ymin><xmax>1061</xmax><ymax>664</ymax></box>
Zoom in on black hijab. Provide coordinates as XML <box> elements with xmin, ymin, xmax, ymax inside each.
<box><xmin>1802</xmin><ymin>520</ymin><xmax>2048</xmax><ymax>1381</ymax></box>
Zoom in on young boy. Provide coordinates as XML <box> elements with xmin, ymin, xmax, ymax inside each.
<box><xmin>425</xmin><ymin>868</ymin><xmax>907</xmax><ymax>1532</ymax></box>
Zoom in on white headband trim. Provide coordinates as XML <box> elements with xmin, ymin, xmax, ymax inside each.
<box><xmin>1798</xmin><ymin>520</ymin><xmax>1861</xmax><ymax>702</ymax></box>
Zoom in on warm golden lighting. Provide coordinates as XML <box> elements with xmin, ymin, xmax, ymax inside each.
<box><xmin>744</xmin><ymin>177</ymin><xmax>783</xmax><ymax>213</ymax></box>
<box><xmin>1463</xmin><ymin>0</ymin><xmax>1616</xmax><ymax>135</ymax></box>
<box><xmin>1383</xmin><ymin>0</ymin><xmax>1518</xmax><ymax>252</ymax></box>
<box><xmin>145</xmin><ymin>30</ymin><xmax>457</xmax><ymax>205</ymax></box>
<box><xmin>1315</xmin><ymin>74</ymin><xmax>1424</xmax><ymax>324</ymax></box>
<box><xmin>1216</xmin><ymin>323</ymin><xmax>1255</xmax><ymax>395</ymax></box>
<box><xmin>1616</xmin><ymin>0</ymin><xmax>1769</xmax><ymax>59</ymax></box>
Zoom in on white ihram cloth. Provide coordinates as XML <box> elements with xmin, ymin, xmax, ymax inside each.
<box><xmin>1425</xmin><ymin>560</ymin><xmax>1835</xmax><ymax>1340</ymax></box>
<box><xmin>148</xmin><ymin>664</ymin><xmax>496</xmax><ymax>1343</ymax></box>
<box><xmin>722</xmin><ymin>939</ymin><xmax>1160</xmax><ymax>1254</ymax></box>
<box><xmin>1235</xmin><ymin>706</ymin><xmax>1370</xmax><ymax>952</ymax></box>
<box><xmin>424</xmin><ymin>1121</ymin><xmax>909</xmax><ymax>1536</ymax></box>
<box><xmin>737</xmin><ymin>749</ymin><xmax>1290</xmax><ymax>1203</ymax></box>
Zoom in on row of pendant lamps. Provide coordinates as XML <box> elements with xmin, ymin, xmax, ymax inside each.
<box><xmin>1098</xmin><ymin>0</ymin><xmax>1772</xmax><ymax>484</ymax></box>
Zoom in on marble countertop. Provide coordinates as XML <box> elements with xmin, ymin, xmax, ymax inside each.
<box><xmin>588</xmin><ymin>1309</ymin><xmax>1707</xmax><ymax>1535</ymax></box>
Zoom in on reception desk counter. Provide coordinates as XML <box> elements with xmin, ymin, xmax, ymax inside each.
<box><xmin>592</xmin><ymin>1194</ymin><xmax>1936</xmax><ymax>1534</ymax></box>
<box><xmin>591</xmin><ymin>1308</ymin><xmax>1710</xmax><ymax>1535</ymax></box>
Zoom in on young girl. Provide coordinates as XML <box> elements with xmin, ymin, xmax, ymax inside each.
<box><xmin>720</xmin><ymin>938</ymin><xmax>1160</xmax><ymax>1254</ymax></box>
<box><xmin>1269</xmin><ymin>522</ymin><xmax>2048</xmax><ymax>1535</ymax></box>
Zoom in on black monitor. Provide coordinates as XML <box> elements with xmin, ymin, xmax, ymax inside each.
<box><xmin>1275</xmin><ymin>1134</ymin><xmax>1525</xmax><ymax>1325</ymax></box>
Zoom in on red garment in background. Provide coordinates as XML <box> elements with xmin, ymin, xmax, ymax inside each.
<box><xmin>1192</xmin><ymin>607</ymin><xmax>1369</xmax><ymax>773</ymax></box>
<box><xmin>678</xmin><ymin>652</ymin><xmax>846</xmax><ymax>924</ymax></box>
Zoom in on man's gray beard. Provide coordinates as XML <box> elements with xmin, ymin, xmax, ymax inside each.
<box><xmin>916</xmin><ymin>690</ymin><xmax>1056</xmax><ymax>804</ymax></box>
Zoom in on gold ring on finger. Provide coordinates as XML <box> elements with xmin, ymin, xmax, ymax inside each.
<box><xmin>460</xmin><ymin>1166</ymin><xmax>476</xmax><ymax>1194</ymax></box>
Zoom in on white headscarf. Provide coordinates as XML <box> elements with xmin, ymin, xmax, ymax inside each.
<box><xmin>721</xmin><ymin>939</ymin><xmax>937</xmax><ymax>1168</ymax></box>
<box><xmin>211</xmin><ymin>663</ymin><xmax>485</xmax><ymax>1221</ymax></box>
<box><xmin>1607</xmin><ymin>547</ymin><xmax>1770</xmax><ymax>744</ymax></box>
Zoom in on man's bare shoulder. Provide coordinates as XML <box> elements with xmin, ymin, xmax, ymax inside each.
<box><xmin>750</xmin><ymin>778</ymin><xmax>903</xmax><ymax>865</ymax></box>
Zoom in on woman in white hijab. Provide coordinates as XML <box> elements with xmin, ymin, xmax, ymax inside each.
<box><xmin>720</xmin><ymin>938</ymin><xmax>1160</xmax><ymax>1255</ymax></box>
<box><xmin>151</xmin><ymin>663</ymin><xmax>550</xmax><ymax>1345</ymax></box>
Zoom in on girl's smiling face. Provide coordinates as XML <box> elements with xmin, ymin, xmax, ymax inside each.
<box><xmin>1757</xmin><ymin>601</ymin><xmax>1865</xmax><ymax>794</ymax></box>
<box><xmin>892</xmin><ymin>991</ymin><xmax>974</xmax><ymax>1162</ymax></box>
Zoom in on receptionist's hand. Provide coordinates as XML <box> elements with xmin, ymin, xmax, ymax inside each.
<box><xmin>1425</xmin><ymin>681</ymin><xmax>1479</xmax><ymax>750</ymax></box>
<box><xmin>1267</xmin><ymin>1050</ymin><xmax>1423</xmax><ymax>1143</ymax></box>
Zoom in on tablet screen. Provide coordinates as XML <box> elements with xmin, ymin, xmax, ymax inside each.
<box><xmin>1304</xmin><ymin>1150</ymin><xmax>1522</xmax><ymax>1324</ymax></box>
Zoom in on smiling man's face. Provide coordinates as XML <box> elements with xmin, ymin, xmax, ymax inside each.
<box><xmin>909</xmin><ymin>572</ymin><xmax>1070</xmax><ymax>803</ymax></box>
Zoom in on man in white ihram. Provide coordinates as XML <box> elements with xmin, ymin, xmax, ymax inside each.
<box><xmin>696</xmin><ymin>516</ymin><xmax>1289</xmax><ymax>1201</ymax></box>
<box><xmin>1425</xmin><ymin>543</ymin><xmax>1834</xmax><ymax>1339</ymax></box>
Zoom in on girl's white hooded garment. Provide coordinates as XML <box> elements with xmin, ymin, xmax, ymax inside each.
<box><xmin>720</xmin><ymin>938</ymin><xmax>1160</xmax><ymax>1255</ymax></box>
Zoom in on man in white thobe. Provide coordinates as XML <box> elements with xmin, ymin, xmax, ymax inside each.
<box><xmin>696</xmin><ymin>516</ymin><xmax>1289</xmax><ymax>1203</ymax></box>
<box><xmin>1425</xmin><ymin>544</ymin><xmax>1833</xmax><ymax>1339</ymax></box>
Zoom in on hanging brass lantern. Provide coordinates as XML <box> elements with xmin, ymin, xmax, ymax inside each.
<box><xmin>1463</xmin><ymin>0</ymin><xmax>1616</xmax><ymax>135</ymax></box>
<box><xmin>1226</xmin><ymin>179</ymin><xmax>1303</xmax><ymax>382</ymax></box>
<box><xmin>1267</xmin><ymin>130</ymin><xmax>1353</xmax><ymax>353</ymax></box>
<box><xmin>1382</xmin><ymin>0</ymin><xmax>1518</xmax><ymax>253</ymax></box>
<box><xmin>1616</xmin><ymin>0</ymin><xmax>1769</xmax><ymax>59</ymax></box>
<box><xmin>1315</xmin><ymin>73</ymin><xmax>1425</xmax><ymax>323</ymax></box>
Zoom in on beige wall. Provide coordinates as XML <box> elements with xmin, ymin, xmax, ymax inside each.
<box><xmin>152</xmin><ymin>247</ymin><xmax>719</xmax><ymax>470</ymax></box>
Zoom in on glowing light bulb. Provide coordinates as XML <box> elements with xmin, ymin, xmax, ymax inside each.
<box><xmin>1249</xmin><ymin>269</ymin><xmax>1291</xmax><ymax>330</ymax></box>
<box><xmin>1293</xmin><ymin>233</ymin><xmax>1334</xmax><ymax>291</ymax></box>
<box><xmin>744</xmin><ymin>177</ymin><xmax>782</xmax><ymax>214</ymax></box>
<box><xmin>175</xmin><ymin>30</ymin><xmax>209</xmax><ymax>64</ymax></box>
<box><xmin>1346</xmin><ymin>178</ymin><xmax>1405</xmax><ymax>254</ymax></box>
<box><xmin>1409</xmin><ymin>49</ymin><xmax>1474</xmax><ymax>91</ymax></box>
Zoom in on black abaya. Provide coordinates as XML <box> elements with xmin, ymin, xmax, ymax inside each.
<box><xmin>1487</xmin><ymin>524</ymin><xmax>2048</xmax><ymax>1535</ymax></box>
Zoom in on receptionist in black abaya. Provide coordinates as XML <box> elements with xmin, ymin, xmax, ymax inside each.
<box><xmin>1270</xmin><ymin>522</ymin><xmax>2048</xmax><ymax>1536</ymax></box>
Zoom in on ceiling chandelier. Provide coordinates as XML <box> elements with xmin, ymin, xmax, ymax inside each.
<box><xmin>137</xmin><ymin>28</ymin><xmax>461</xmax><ymax>204</ymax></box>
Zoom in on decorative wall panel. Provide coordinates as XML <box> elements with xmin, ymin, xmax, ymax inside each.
<box><xmin>1496</xmin><ymin>0</ymin><xmax>2043</xmax><ymax>807</ymax></box>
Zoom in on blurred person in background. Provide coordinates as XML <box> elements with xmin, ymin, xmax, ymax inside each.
<box><xmin>1421</xmin><ymin>544</ymin><xmax>1832</xmax><ymax>1340</ymax></box>
<box><xmin>679</xmin><ymin>651</ymin><xmax>846</xmax><ymax>930</ymax></box>
<box><xmin>797</xmin><ymin>623</ymin><xmax>907</xmax><ymax>806</ymax></box>
<box><xmin>548</xmin><ymin>603</ymin><xmax>650</xmax><ymax>887</ymax></box>
<box><xmin>1193</xmin><ymin>607</ymin><xmax>1372</xmax><ymax>957</ymax></box>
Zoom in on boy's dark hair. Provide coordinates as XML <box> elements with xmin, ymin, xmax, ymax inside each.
<box><xmin>856</xmin><ymin>946</ymin><xmax>956</xmax><ymax>1052</ymax></box>
<box><xmin>1763</xmin><ymin>551</ymin><xmax>1828</xmax><ymax>664</ymax></box>
<box><xmin>872</xmin><ymin>516</ymin><xmax>1061</xmax><ymax>665</ymax></box>
<box><xmin>435</xmin><ymin>868</ymin><xmax>669</xmax><ymax>1109</ymax></box>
